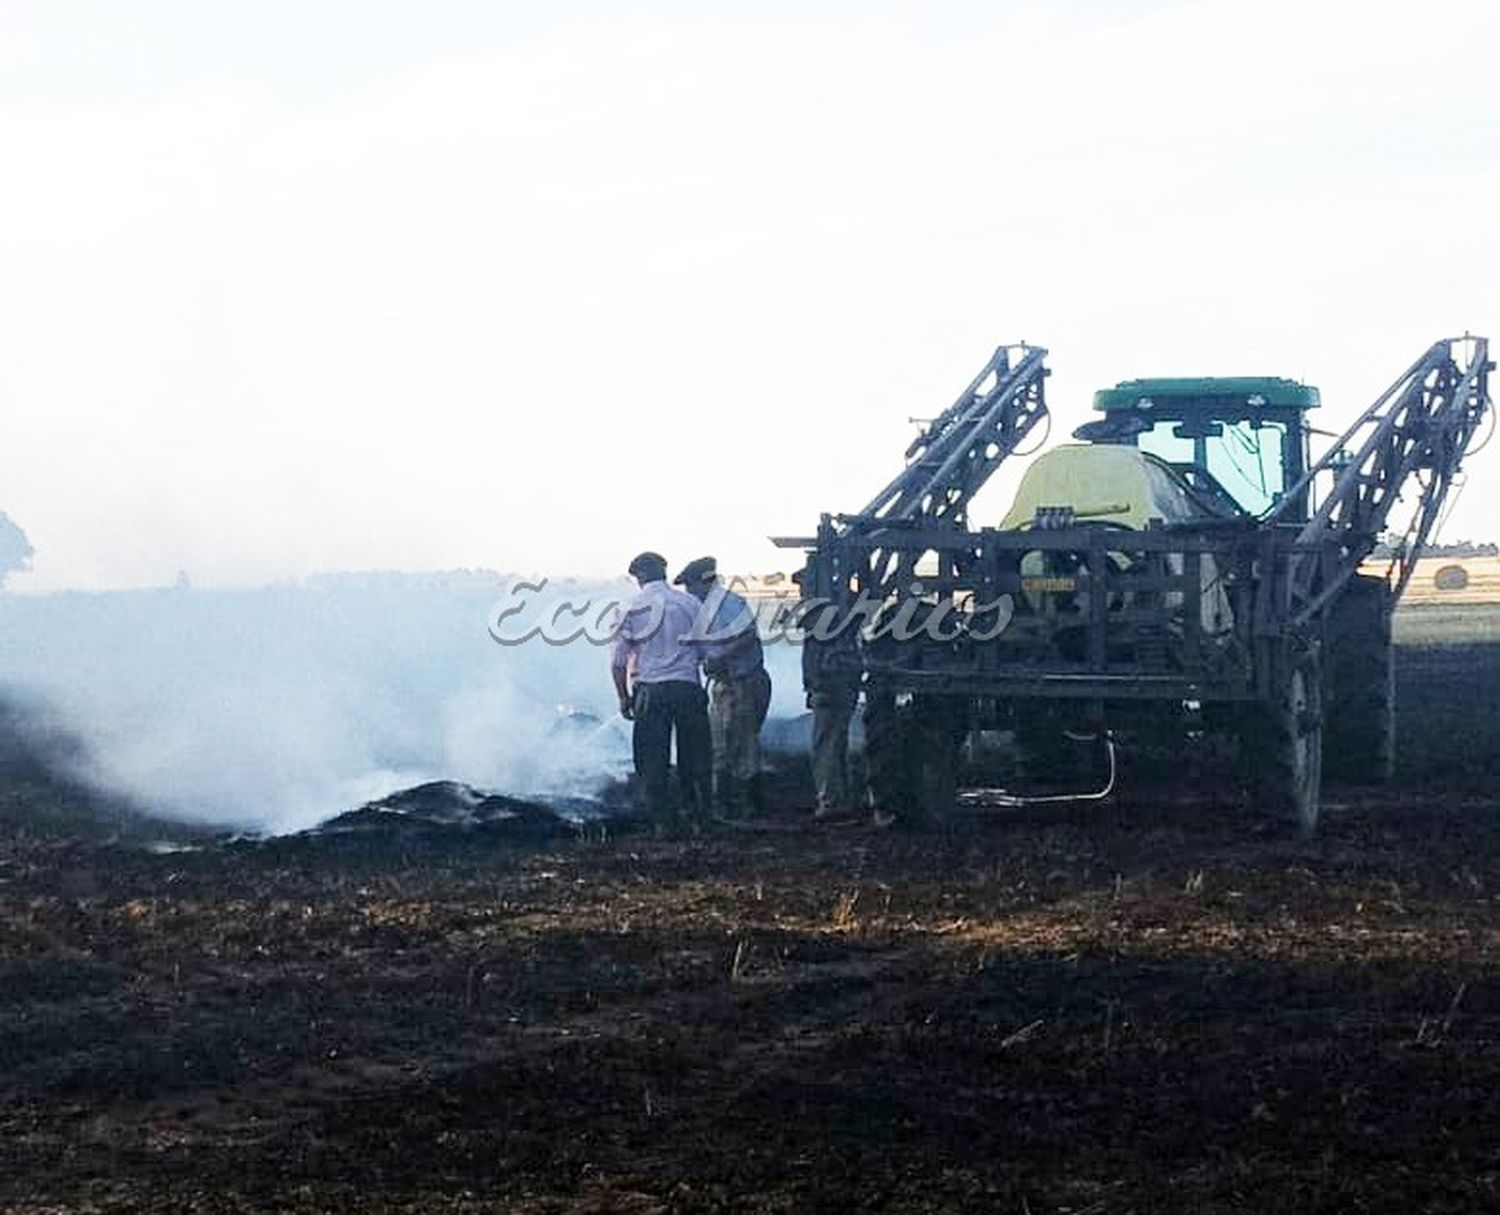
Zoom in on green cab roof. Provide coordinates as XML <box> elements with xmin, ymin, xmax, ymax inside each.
<box><xmin>1093</xmin><ymin>376</ymin><xmax>1320</xmax><ymax>413</ymax></box>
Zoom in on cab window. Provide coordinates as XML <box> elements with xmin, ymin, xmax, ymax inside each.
<box><xmin>1138</xmin><ymin>420</ymin><xmax>1286</xmax><ymax>515</ymax></box>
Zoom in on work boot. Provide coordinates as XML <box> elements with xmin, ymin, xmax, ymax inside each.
<box><xmin>746</xmin><ymin>774</ymin><xmax>768</xmax><ymax>818</ymax></box>
<box><xmin>814</xmin><ymin>801</ymin><xmax>858</xmax><ymax>825</ymax></box>
<box><xmin>711</xmin><ymin>766</ymin><xmax>734</xmax><ymax>816</ymax></box>
<box><xmin>709</xmin><ymin>776</ymin><xmax>744</xmax><ymax>824</ymax></box>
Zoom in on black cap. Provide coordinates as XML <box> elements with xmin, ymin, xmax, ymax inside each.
<box><xmin>627</xmin><ymin>551</ymin><xmax>668</xmax><ymax>579</ymax></box>
<box><xmin>673</xmin><ymin>556</ymin><xmax>717</xmax><ymax>586</ymax></box>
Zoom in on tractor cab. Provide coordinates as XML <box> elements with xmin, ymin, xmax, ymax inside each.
<box><xmin>1075</xmin><ymin>376</ymin><xmax>1319</xmax><ymax>521</ymax></box>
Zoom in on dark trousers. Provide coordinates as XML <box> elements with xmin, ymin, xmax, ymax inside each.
<box><xmin>810</xmin><ymin>688</ymin><xmax>855</xmax><ymax>811</ymax></box>
<box><xmin>632</xmin><ymin>680</ymin><xmax>712</xmax><ymax>823</ymax></box>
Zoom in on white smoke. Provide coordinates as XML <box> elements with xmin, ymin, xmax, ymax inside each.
<box><xmin>0</xmin><ymin>571</ymin><xmax>803</xmax><ymax>834</ymax></box>
<box><xmin>0</xmin><ymin>513</ymin><xmax>33</xmax><ymax>586</ymax></box>
<box><xmin>0</xmin><ymin>573</ymin><xmax>626</xmax><ymax>833</ymax></box>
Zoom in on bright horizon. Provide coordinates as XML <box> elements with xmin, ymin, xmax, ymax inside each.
<box><xmin>2</xmin><ymin>0</ymin><xmax>1497</xmax><ymax>592</ymax></box>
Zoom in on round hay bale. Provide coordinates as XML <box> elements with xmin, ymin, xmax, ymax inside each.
<box><xmin>1433</xmin><ymin>563</ymin><xmax>1470</xmax><ymax>591</ymax></box>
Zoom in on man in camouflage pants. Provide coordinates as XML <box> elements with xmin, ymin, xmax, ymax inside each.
<box><xmin>676</xmin><ymin>556</ymin><xmax>771</xmax><ymax>818</ymax></box>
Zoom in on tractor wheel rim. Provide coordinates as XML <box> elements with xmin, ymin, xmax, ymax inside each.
<box><xmin>1290</xmin><ymin>669</ymin><xmax>1311</xmax><ymax>785</ymax></box>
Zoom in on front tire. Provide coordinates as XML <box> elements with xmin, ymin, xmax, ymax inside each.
<box><xmin>862</xmin><ymin>684</ymin><xmax>909</xmax><ymax>814</ymax></box>
<box><xmin>862</xmin><ymin>689</ymin><xmax>962</xmax><ymax>827</ymax></box>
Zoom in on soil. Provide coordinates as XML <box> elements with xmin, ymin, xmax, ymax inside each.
<box><xmin>2</xmin><ymin>608</ymin><xmax>1498</xmax><ymax>1213</ymax></box>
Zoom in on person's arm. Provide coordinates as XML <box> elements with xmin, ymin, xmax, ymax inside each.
<box><xmin>702</xmin><ymin>590</ymin><xmax>756</xmax><ymax>676</ymax></box>
<box><xmin>611</xmin><ymin>656</ymin><xmax>633</xmax><ymax>719</ymax></box>
<box><xmin>802</xmin><ymin>632</ymin><xmax>820</xmax><ymax>707</ymax></box>
<box><xmin>608</xmin><ymin>602</ymin><xmax>635</xmax><ymax>719</ymax></box>
<box><xmin>707</xmin><ymin>628</ymin><xmax>756</xmax><ymax>673</ymax></box>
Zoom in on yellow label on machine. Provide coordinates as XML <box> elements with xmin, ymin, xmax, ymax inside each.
<box><xmin>1021</xmin><ymin>575</ymin><xmax>1080</xmax><ymax>594</ymax></box>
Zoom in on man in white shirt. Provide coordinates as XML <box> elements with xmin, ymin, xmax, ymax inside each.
<box><xmin>610</xmin><ymin>551</ymin><xmax>712</xmax><ymax>831</ymax></box>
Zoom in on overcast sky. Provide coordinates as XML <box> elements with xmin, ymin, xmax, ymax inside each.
<box><xmin>1</xmin><ymin>0</ymin><xmax>1496</xmax><ymax>590</ymax></box>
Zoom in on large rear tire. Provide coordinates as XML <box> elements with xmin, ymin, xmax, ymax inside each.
<box><xmin>1323</xmin><ymin>574</ymin><xmax>1396</xmax><ymax>783</ymax></box>
<box><xmin>1244</xmin><ymin>652</ymin><xmax>1324</xmax><ymax>835</ymax></box>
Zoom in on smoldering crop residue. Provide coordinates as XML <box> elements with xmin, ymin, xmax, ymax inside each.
<box><xmin>0</xmin><ymin>574</ymin><xmax>631</xmax><ymax>833</ymax></box>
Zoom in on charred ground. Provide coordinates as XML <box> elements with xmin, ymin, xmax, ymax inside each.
<box><xmin>1</xmin><ymin>608</ymin><xmax>1498</xmax><ymax>1213</ymax></box>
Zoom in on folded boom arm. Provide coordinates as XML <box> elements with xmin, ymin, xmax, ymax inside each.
<box><xmin>1270</xmin><ymin>336</ymin><xmax>1493</xmax><ymax>620</ymax></box>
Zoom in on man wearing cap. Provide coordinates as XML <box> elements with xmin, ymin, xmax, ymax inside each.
<box><xmin>803</xmin><ymin>629</ymin><xmax>859</xmax><ymax>821</ymax></box>
<box><xmin>676</xmin><ymin>556</ymin><xmax>772</xmax><ymax>819</ymax></box>
<box><xmin>795</xmin><ymin>565</ymin><xmax>860</xmax><ymax>821</ymax></box>
<box><xmin>610</xmin><ymin>552</ymin><xmax>712</xmax><ymax>831</ymax></box>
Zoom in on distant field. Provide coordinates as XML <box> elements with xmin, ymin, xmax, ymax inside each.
<box><xmin>1395</xmin><ymin>599</ymin><xmax>1500</xmax><ymax>645</ymax></box>
<box><xmin>746</xmin><ymin>556</ymin><xmax>1500</xmax><ymax>609</ymax></box>
<box><xmin>1379</xmin><ymin>554</ymin><xmax>1500</xmax><ymax>606</ymax></box>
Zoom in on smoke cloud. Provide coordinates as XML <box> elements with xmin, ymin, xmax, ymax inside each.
<box><xmin>0</xmin><ymin>572</ymin><xmax>803</xmax><ymax>834</ymax></box>
<box><xmin>0</xmin><ymin>513</ymin><xmax>33</xmax><ymax>587</ymax></box>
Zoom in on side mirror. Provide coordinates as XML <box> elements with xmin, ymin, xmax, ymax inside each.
<box><xmin>1072</xmin><ymin>415</ymin><xmax>1150</xmax><ymax>443</ymax></box>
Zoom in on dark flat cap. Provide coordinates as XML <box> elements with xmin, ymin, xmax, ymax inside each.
<box><xmin>674</xmin><ymin>556</ymin><xmax>717</xmax><ymax>586</ymax></box>
<box><xmin>628</xmin><ymin>551</ymin><xmax>668</xmax><ymax>578</ymax></box>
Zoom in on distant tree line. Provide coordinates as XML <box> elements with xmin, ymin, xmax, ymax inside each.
<box><xmin>1370</xmin><ymin>539</ymin><xmax>1499</xmax><ymax>559</ymax></box>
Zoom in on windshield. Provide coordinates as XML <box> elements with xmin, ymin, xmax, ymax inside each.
<box><xmin>1138</xmin><ymin>420</ymin><xmax>1286</xmax><ymax>515</ymax></box>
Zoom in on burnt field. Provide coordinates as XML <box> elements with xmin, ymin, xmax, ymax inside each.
<box><xmin>2</xmin><ymin>608</ymin><xmax>1499</xmax><ymax>1213</ymax></box>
